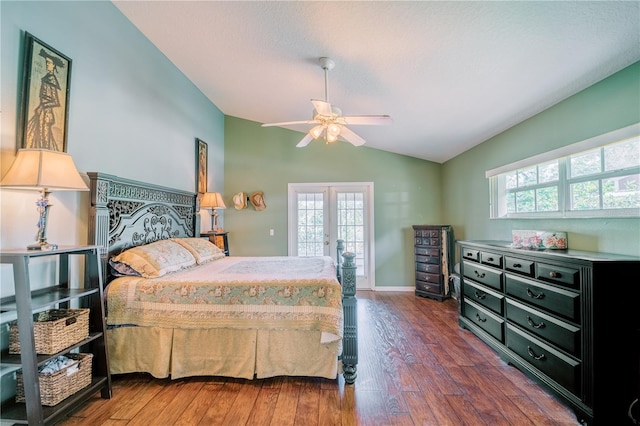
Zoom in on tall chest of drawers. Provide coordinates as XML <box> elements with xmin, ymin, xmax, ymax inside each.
<box><xmin>458</xmin><ymin>240</ymin><xmax>639</xmax><ymax>426</ymax></box>
<box><xmin>413</xmin><ymin>225</ymin><xmax>454</xmax><ymax>301</ymax></box>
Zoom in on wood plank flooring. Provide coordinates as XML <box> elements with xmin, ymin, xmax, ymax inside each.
<box><xmin>56</xmin><ymin>291</ymin><xmax>581</xmax><ymax>425</ymax></box>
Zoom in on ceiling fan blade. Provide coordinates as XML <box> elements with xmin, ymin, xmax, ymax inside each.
<box><xmin>262</xmin><ymin>120</ymin><xmax>316</xmax><ymax>127</ymax></box>
<box><xmin>296</xmin><ymin>133</ymin><xmax>314</xmax><ymax>148</ymax></box>
<box><xmin>340</xmin><ymin>126</ymin><xmax>366</xmax><ymax>146</ymax></box>
<box><xmin>342</xmin><ymin>115</ymin><xmax>393</xmax><ymax>126</ymax></box>
<box><xmin>311</xmin><ymin>99</ymin><xmax>333</xmax><ymax>117</ymax></box>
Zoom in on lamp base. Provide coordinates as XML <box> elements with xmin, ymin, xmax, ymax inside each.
<box><xmin>27</xmin><ymin>241</ymin><xmax>58</xmax><ymax>251</ymax></box>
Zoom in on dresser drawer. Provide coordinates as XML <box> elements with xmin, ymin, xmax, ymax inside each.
<box><xmin>416</xmin><ymin>263</ymin><xmax>440</xmax><ymax>274</ymax></box>
<box><xmin>505</xmin><ymin>256</ymin><xmax>535</xmax><ymax>277</ymax></box>
<box><xmin>463</xmin><ymin>280</ymin><xmax>504</xmax><ymax>315</ymax></box>
<box><xmin>536</xmin><ymin>263</ymin><xmax>580</xmax><ymax>288</ymax></box>
<box><xmin>416</xmin><ymin>271</ymin><xmax>440</xmax><ymax>283</ymax></box>
<box><xmin>461</xmin><ymin>248</ymin><xmax>479</xmax><ymax>262</ymax></box>
<box><xmin>463</xmin><ymin>300</ymin><xmax>504</xmax><ymax>342</ymax></box>
<box><xmin>463</xmin><ymin>261</ymin><xmax>502</xmax><ymax>291</ymax></box>
<box><xmin>506</xmin><ymin>324</ymin><xmax>580</xmax><ymax>394</ymax></box>
<box><xmin>415</xmin><ymin>247</ymin><xmax>439</xmax><ymax>257</ymax></box>
<box><xmin>415</xmin><ymin>229</ymin><xmax>440</xmax><ymax>238</ymax></box>
<box><xmin>415</xmin><ymin>255</ymin><xmax>439</xmax><ymax>264</ymax></box>
<box><xmin>480</xmin><ymin>251</ymin><xmax>503</xmax><ymax>268</ymax></box>
<box><xmin>505</xmin><ymin>274</ymin><xmax>580</xmax><ymax>321</ymax></box>
<box><xmin>415</xmin><ymin>234</ymin><xmax>440</xmax><ymax>246</ymax></box>
<box><xmin>506</xmin><ymin>299</ymin><xmax>580</xmax><ymax>356</ymax></box>
<box><xmin>416</xmin><ymin>280</ymin><xmax>442</xmax><ymax>295</ymax></box>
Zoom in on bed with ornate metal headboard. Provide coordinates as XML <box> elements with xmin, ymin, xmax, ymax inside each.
<box><xmin>86</xmin><ymin>172</ymin><xmax>357</xmax><ymax>383</ymax></box>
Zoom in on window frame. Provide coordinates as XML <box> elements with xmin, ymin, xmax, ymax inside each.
<box><xmin>487</xmin><ymin>123</ymin><xmax>640</xmax><ymax>219</ymax></box>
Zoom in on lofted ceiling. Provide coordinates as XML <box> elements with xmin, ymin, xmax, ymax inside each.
<box><xmin>113</xmin><ymin>1</ymin><xmax>640</xmax><ymax>163</ymax></box>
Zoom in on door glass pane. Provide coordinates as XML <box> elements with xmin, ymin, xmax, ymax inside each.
<box><xmin>337</xmin><ymin>192</ymin><xmax>365</xmax><ymax>273</ymax></box>
<box><xmin>297</xmin><ymin>193</ymin><xmax>324</xmax><ymax>256</ymax></box>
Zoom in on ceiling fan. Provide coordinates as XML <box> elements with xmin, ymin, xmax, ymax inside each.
<box><xmin>261</xmin><ymin>57</ymin><xmax>392</xmax><ymax>147</ymax></box>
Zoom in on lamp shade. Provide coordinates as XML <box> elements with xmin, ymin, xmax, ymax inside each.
<box><xmin>201</xmin><ymin>192</ymin><xmax>226</xmax><ymax>209</ymax></box>
<box><xmin>0</xmin><ymin>149</ymin><xmax>88</xmax><ymax>191</ymax></box>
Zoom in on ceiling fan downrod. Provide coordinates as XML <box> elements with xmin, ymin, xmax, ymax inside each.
<box><xmin>319</xmin><ymin>57</ymin><xmax>335</xmax><ymax>103</ymax></box>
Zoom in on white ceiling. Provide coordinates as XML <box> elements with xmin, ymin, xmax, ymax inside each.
<box><xmin>113</xmin><ymin>1</ymin><xmax>640</xmax><ymax>163</ymax></box>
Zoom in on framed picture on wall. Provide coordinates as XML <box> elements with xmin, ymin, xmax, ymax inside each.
<box><xmin>19</xmin><ymin>32</ymin><xmax>72</xmax><ymax>152</ymax></box>
<box><xmin>196</xmin><ymin>138</ymin><xmax>208</xmax><ymax>194</ymax></box>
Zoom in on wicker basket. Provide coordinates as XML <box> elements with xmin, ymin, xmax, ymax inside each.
<box><xmin>16</xmin><ymin>353</ymin><xmax>93</xmax><ymax>406</ymax></box>
<box><xmin>9</xmin><ymin>309</ymin><xmax>90</xmax><ymax>355</ymax></box>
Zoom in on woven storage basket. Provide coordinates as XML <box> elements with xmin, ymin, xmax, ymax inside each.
<box><xmin>9</xmin><ymin>309</ymin><xmax>90</xmax><ymax>355</ymax></box>
<box><xmin>16</xmin><ymin>353</ymin><xmax>93</xmax><ymax>406</ymax></box>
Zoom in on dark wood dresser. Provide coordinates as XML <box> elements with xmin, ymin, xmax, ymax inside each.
<box><xmin>412</xmin><ymin>225</ymin><xmax>454</xmax><ymax>301</ymax></box>
<box><xmin>458</xmin><ymin>240</ymin><xmax>639</xmax><ymax>425</ymax></box>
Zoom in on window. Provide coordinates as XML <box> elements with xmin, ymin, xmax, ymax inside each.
<box><xmin>488</xmin><ymin>124</ymin><xmax>640</xmax><ymax>218</ymax></box>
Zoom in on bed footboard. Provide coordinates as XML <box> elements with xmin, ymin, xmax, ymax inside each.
<box><xmin>336</xmin><ymin>240</ymin><xmax>357</xmax><ymax>384</ymax></box>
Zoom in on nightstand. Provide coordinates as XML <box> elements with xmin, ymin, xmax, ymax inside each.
<box><xmin>201</xmin><ymin>231</ymin><xmax>229</xmax><ymax>256</ymax></box>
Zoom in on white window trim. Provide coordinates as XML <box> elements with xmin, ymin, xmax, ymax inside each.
<box><xmin>486</xmin><ymin>123</ymin><xmax>640</xmax><ymax>178</ymax></box>
<box><xmin>487</xmin><ymin>123</ymin><xmax>640</xmax><ymax>219</ymax></box>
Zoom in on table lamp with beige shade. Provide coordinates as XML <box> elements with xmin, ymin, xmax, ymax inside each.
<box><xmin>0</xmin><ymin>149</ymin><xmax>89</xmax><ymax>250</ymax></box>
<box><xmin>200</xmin><ymin>192</ymin><xmax>226</xmax><ymax>233</ymax></box>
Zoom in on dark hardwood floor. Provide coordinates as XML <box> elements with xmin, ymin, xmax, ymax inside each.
<box><xmin>57</xmin><ymin>291</ymin><xmax>581</xmax><ymax>425</ymax></box>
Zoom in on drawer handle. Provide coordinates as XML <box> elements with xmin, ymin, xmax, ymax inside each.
<box><xmin>486</xmin><ymin>257</ymin><xmax>494</xmax><ymax>262</ymax></box>
<box><xmin>527</xmin><ymin>346</ymin><xmax>546</xmax><ymax>361</ymax></box>
<box><xmin>475</xmin><ymin>313</ymin><xmax>487</xmax><ymax>323</ymax></box>
<box><xmin>474</xmin><ymin>270</ymin><xmax>486</xmax><ymax>279</ymax></box>
<box><xmin>512</xmin><ymin>263</ymin><xmax>522</xmax><ymax>268</ymax></box>
<box><xmin>466</xmin><ymin>252</ymin><xmax>474</xmax><ymax>257</ymax></box>
<box><xmin>549</xmin><ymin>271</ymin><xmax>561</xmax><ymax>278</ymax></box>
<box><xmin>526</xmin><ymin>288</ymin><xmax>545</xmax><ymax>300</ymax></box>
<box><xmin>474</xmin><ymin>291</ymin><xmax>486</xmax><ymax>300</ymax></box>
<box><xmin>526</xmin><ymin>316</ymin><xmax>545</xmax><ymax>329</ymax></box>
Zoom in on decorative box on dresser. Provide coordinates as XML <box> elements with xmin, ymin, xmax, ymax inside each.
<box><xmin>457</xmin><ymin>240</ymin><xmax>639</xmax><ymax>426</ymax></box>
<box><xmin>413</xmin><ymin>225</ymin><xmax>454</xmax><ymax>301</ymax></box>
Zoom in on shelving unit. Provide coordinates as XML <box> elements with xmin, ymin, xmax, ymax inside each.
<box><xmin>0</xmin><ymin>245</ymin><xmax>111</xmax><ymax>425</ymax></box>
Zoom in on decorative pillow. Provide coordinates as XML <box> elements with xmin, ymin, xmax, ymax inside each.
<box><xmin>171</xmin><ymin>238</ymin><xmax>226</xmax><ymax>264</ymax></box>
<box><xmin>111</xmin><ymin>239</ymin><xmax>196</xmax><ymax>278</ymax></box>
<box><xmin>108</xmin><ymin>258</ymin><xmax>142</xmax><ymax>277</ymax></box>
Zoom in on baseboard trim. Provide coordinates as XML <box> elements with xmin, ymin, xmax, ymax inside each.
<box><xmin>366</xmin><ymin>286</ymin><xmax>415</xmax><ymax>292</ymax></box>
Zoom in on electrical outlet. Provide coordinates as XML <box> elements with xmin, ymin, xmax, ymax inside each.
<box><xmin>269</xmin><ymin>229</ymin><xmax>274</xmax><ymax>236</ymax></box>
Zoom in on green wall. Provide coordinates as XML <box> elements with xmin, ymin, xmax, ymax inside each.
<box><xmin>442</xmin><ymin>61</ymin><xmax>640</xmax><ymax>258</ymax></box>
<box><xmin>223</xmin><ymin>117</ymin><xmax>443</xmax><ymax>287</ymax></box>
<box><xmin>225</xmin><ymin>61</ymin><xmax>640</xmax><ymax>289</ymax></box>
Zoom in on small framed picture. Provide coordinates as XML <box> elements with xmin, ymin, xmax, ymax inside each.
<box><xmin>19</xmin><ymin>32</ymin><xmax>72</xmax><ymax>152</ymax></box>
<box><xmin>196</xmin><ymin>138</ymin><xmax>208</xmax><ymax>194</ymax></box>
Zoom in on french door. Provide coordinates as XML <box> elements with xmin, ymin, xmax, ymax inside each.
<box><xmin>287</xmin><ymin>183</ymin><xmax>374</xmax><ymax>290</ymax></box>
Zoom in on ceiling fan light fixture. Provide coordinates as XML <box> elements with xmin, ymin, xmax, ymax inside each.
<box><xmin>309</xmin><ymin>125</ymin><xmax>325</xmax><ymax>139</ymax></box>
<box><xmin>327</xmin><ymin>123</ymin><xmax>341</xmax><ymax>136</ymax></box>
<box><xmin>262</xmin><ymin>57</ymin><xmax>391</xmax><ymax>148</ymax></box>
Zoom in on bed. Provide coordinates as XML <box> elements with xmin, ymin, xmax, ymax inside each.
<box><xmin>86</xmin><ymin>172</ymin><xmax>357</xmax><ymax>384</ymax></box>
